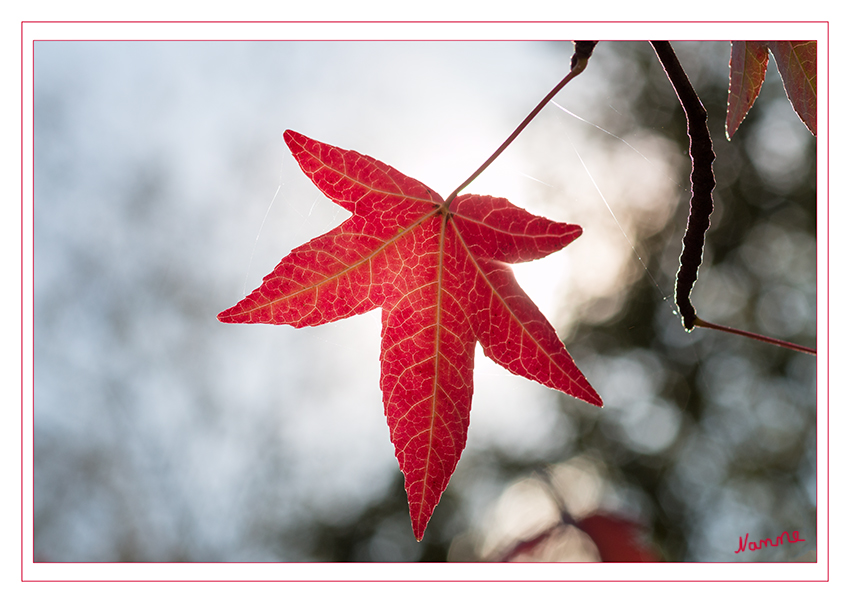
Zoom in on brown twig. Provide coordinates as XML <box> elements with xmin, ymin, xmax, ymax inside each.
<box><xmin>651</xmin><ymin>42</ymin><xmax>815</xmax><ymax>356</ymax></box>
<box><xmin>650</xmin><ymin>41</ymin><xmax>716</xmax><ymax>332</ymax></box>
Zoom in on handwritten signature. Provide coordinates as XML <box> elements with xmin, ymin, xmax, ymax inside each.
<box><xmin>735</xmin><ymin>530</ymin><xmax>805</xmax><ymax>554</ymax></box>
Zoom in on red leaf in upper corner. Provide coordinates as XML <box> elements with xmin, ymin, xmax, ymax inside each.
<box><xmin>767</xmin><ymin>41</ymin><xmax>817</xmax><ymax>136</ymax></box>
<box><xmin>726</xmin><ymin>41</ymin><xmax>817</xmax><ymax>140</ymax></box>
<box><xmin>726</xmin><ymin>41</ymin><xmax>770</xmax><ymax>140</ymax></box>
<box><xmin>577</xmin><ymin>513</ymin><xmax>659</xmax><ymax>562</ymax></box>
<box><xmin>219</xmin><ymin>131</ymin><xmax>603</xmax><ymax>540</ymax></box>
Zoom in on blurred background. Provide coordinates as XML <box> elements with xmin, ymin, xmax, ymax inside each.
<box><xmin>33</xmin><ymin>40</ymin><xmax>816</xmax><ymax>562</ymax></box>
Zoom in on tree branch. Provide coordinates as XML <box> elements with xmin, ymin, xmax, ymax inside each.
<box><xmin>650</xmin><ymin>41</ymin><xmax>716</xmax><ymax>332</ymax></box>
<box><xmin>651</xmin><ymin>42</ymin><xmax>815</xmax><ymax>356</ymax></box>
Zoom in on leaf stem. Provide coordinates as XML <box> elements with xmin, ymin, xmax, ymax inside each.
<box><xmin>693</xmin><ymin>316</ymin><xmax>816</xmax><ymax>355</ymax></box>
<box><xmin>445</xmin><ymin>42</ymin><xmax>597</xmax><ymax>205</ymax></box>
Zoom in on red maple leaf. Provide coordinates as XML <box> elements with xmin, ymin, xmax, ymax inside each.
<box><xmin>496</xmin><ymin>513</ymin><xmax>660</xmax><ymax>562</ymax></box>
<box><xmin>767</xmin><ymin>41</ymin><xmax>817</xmax><ymax>136</ymax></box>
<box><xmin>726</xmin><ymin>41</ymin><xmax>817</xmax><ymax>140</ymax></box>
<box><xmin>576</xmin><ymin>513</ymin><xmax>659</xmax><ymax>562</ymax></box>
<box><xmin>726</xmin><ymin>41</ymin><xmax>770</xmax><ymax>140</ymax></box>
<box><xmin>219</xmin><ymin>130</ymin><xmax>603</xmax><ymax>540</ymax></box>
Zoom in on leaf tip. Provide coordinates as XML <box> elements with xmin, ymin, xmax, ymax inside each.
<box><xmin>216</xmin><ymin>306</ymin><xmax>240</xmax><ymax>323</ymax></box>
<box><xmin>413</xmin><ymin>506</ymin><xmax>434</xmax><ymax>541</ymax></box>
<box><xmin>411</xmin><ymin>517</ymin><xmax>427</xmax><ymax>542</ymax></box>
<box><xmin>282</xmin><ymin>129</ymin><xmax>301</xmax><ymax>148</ymax></box>
<box><xmin>576</xmin><ymin>382</ymin><xmax>604</xmax><ymax>408</ymax></box>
